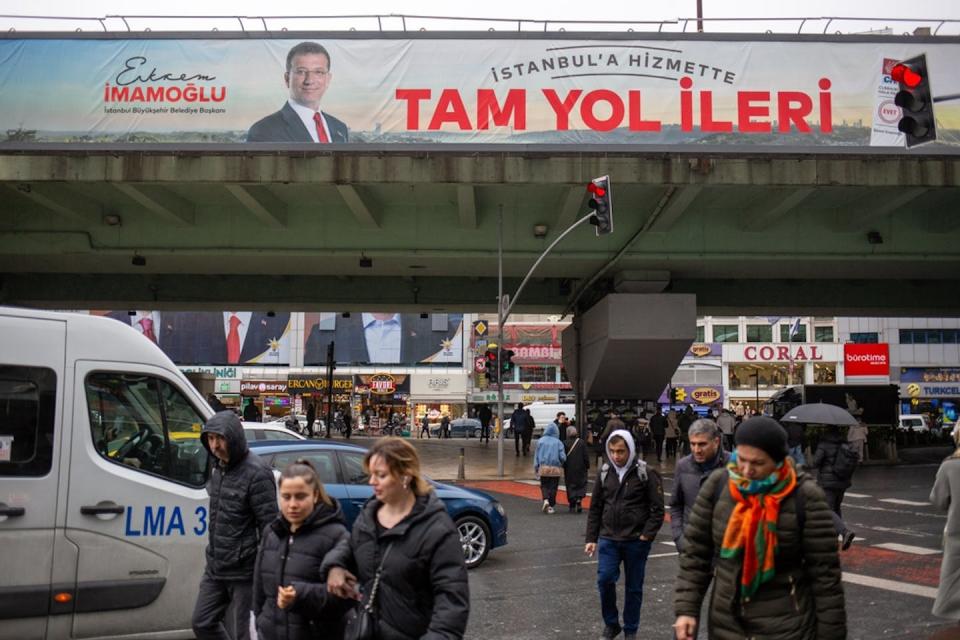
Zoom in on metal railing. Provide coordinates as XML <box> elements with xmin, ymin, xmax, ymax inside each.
<box><xmin>0</xmin><ymin>13</ymin><xmax>958</xmax><ymax>35</ymax></box>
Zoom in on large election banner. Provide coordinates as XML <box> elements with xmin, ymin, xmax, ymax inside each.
<box><xmin>0</xmin><ymin>35</ymin><xmax>957</xmax><ymax>147</ymax></box>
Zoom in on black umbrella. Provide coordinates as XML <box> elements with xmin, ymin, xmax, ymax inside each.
<box><xmin>781</xmin><ymin>402</ymin><xmax>858</xmax><ymax>427</ymax></box>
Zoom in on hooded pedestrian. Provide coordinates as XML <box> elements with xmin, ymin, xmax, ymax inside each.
<box><xmin>673</xmin><ymin>416</ymin><xmax>846</xmax><ymax>640</ymax></box>
<box><xmin>193</xmin><ymin>411</ymin><xmax>279</xmax><ymax>640</ymax></box>
<box><xmin>585</xmin><ymin>429</ymin><xmax>665</xmax><ymax>640</ymax></box>
<box><xmin>252</xmin><ymin>459</ymin><xmax>352</xmax><ymax>639</ymax></box>
<box><xmin>534</xmin><ymin>422</ymin><xmax>567</xmax><ymax>514</ymax></box>
<box><xmin>564</xmin><ymin>425</ymin><xmax>590</xmax><ymax>513</ymax></box>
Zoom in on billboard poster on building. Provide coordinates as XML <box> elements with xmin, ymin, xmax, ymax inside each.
<box><xmin>94</xmin><ymin>310</ymin><xmax>292</xmax><ymax>365</ymax></box>
<box><xmin>0</xmin><ymin>35</ymin><xmax>957</xmax><ymax>147</ymax></box>
<box><xmin>303</xmin><ymin>312</ymin><xmax>463</xmax><ymax>366</ymax></box>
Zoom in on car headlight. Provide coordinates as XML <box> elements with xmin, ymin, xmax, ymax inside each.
<box><xmin>493</xmin><ymin>501</ymin><xmax>505</xmax><ymax>517</ymax></box>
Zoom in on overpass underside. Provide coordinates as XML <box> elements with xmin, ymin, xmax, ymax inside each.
<box><xmin>0</xmin><ymin>146</ymin><xmax>958</xmax><ymax>315</ymax></box>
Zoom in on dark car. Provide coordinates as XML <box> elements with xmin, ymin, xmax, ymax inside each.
<box><xmin>429</xmin><ymin>417</ymin><xmax>483</xmax><ymax>438</ymax></box>
<box><xmin>248</xmin><ymin>440</ymin><xmax>507</xmax><ymax>568</ymax></box>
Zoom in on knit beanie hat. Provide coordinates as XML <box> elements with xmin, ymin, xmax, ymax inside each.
<box><xmin>734</xmin><ymin>416</ymin><xmax>788</xmax><ymax>462</ymax></box>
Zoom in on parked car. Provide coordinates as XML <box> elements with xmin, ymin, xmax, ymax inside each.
<box><xmin>430</xmin><ymin>417</ymin><xmax>483</xmax><ymax>438</ymax></box>
<box><xmin>242</xmin><ymin>421</ymin><xmax>307</xmax><ymax>442</ymax></box>
<box><xmin>248</xmin><ymin>440</ymin><xmax>507</xmax><ymax>568</ymax></box>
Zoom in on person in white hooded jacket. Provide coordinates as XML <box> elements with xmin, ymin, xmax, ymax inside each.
<box><xmin>584</xmin><ymin>429</ymin><xmax>665</xmax><ymax>640</ymax></box>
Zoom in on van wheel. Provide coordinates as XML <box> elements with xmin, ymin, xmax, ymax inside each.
<box><xmin>456</xmin><ymin>515</ymin><xmax>490</xmax><ymax>569</ymax></box>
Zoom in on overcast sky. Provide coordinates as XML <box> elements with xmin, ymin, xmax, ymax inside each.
<box><xmin>1</xmin><ymin>0</ymin><xmax>959</xmax><ymax>35</ymax></box>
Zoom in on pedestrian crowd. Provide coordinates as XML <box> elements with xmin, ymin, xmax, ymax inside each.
<box><xmin>189</xmin><ymin>402</ymin><xmax>960</xmax><ymax>640</ymax></box>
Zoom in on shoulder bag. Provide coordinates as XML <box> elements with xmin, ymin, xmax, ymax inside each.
<box><xmin>344</xmin><ymin>543</ymin><xmax>394</xmax><ymax>640</ymax></box>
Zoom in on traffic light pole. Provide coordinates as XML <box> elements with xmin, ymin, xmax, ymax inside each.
<box><xmin>497</xmin><ymin>206</ymin><xmax>505</xmax><ymax>477</ymax></box>
<box><xmin>502</xmin><ymin>213</ymin><xmax>597</xmax><ymax>321</ymax></box>
<box><xmin>495</xmin><ymin>210</ymin><xmax>597</xmax><ymax>477</ymax></box>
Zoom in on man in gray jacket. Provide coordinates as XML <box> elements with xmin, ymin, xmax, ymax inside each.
<box><xmin>669</xmin><ymin>419</ymin><xmax>729</xmax><ymax>552</ymax></box>
<box><xmin>192</xmin><ymin>411</ymin><xmax>279</xmax><ymax>640</ymax></box>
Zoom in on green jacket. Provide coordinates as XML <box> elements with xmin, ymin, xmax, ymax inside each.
<box><xmin>674</xmin><ymin>468</ymin><xmax>846</xmax><ymax>640</ymax></box>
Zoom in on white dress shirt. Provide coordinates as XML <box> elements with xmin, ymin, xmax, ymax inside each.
<box><xmin>130</xmin><ymin>311</ymin><xmax>162</xmax><ymax>345</ymax></box>
<box><xmin>288</xmin><ymin>99</ymin><xmax>331</xmax><ymax>143</ymax></box>
<box><xmin>361</xmin><ymin>313</ymin><xmax>402</xmax><ymax>363</ymax></box>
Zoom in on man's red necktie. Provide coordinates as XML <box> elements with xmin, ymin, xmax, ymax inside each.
<box><xmin>313</xmin><ymin>112</ymin><xmax>330</xmax><ymax>143</ymax></box>
<box><xmin>139</xmin><ymin>317</ymin><xmax>157</xmax><ymax>344</ymax></box>
<box><xmin>227</xmin><ymin>314</ymin><xmax>242</xmax><ymax>364</ymax></box>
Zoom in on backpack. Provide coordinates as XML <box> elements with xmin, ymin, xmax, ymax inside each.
<box><xmin>600</xmin><ymin>458</ymin><xmax>648</xmax><ymax>485</ymax></box>
<box><xmin>832</xmin><ymin>443</ymin><xmax>859</xmax><ymax>482</ymax></box>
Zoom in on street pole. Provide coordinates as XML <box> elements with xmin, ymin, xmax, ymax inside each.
<box><xmin>496</xmin><ymin>205</ymin><xmax>505</xmax><ymax>477</ymax></box>
<box><xmin>325</xmin><ymin>341</ymin><xmax>335</xmax><ymax>438</ymax></box>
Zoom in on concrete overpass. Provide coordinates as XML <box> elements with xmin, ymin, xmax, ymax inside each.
<box><xmin>1</xmin><ymin>144</ymin><xmax>958</xmax><ymax>316</ymax></box>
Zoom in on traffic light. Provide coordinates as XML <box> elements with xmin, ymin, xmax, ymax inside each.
<box><xmin>669</xmin><ymin>387</ymin><xmax>679</xmax><ymax>404</ymax></box>
<box><xmin>484</xmin><ymin>348</ymin><xmax>499</xmax><ymax>384</ymax></box>
<box><xmin>892</xmin><ymin>54</ymin><xmax>936</xmax><ymax>148</ymax></box>
<box><xmin>501</xmin><ymin>349</ymin><xmax>515</xmax><ymax>378</ymax></box>
<box><xmin>587</xmin><ymin>175</ymin><xmax>613</xmax><ymax>236</ymax></box>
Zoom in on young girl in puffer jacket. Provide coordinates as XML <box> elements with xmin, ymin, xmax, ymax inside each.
<box><xmin>253</xmin><ymin>460</ymin><xmax>353</xmax><ymax>640</ymax></box>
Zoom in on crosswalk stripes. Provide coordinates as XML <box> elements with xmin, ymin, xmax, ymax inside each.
<box><xmin>872</xmin><ymin>542</ymin><xmax>941</xmax><ymax>555</ymax></box>
<box><xmin>879</xmin><ymin>498</ymin><xmax>932</xmax><ymax>507</ymax></box>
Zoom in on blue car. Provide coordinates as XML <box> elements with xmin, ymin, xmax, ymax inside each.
<box><xmin>248</xmin><ymin>440</ymin><xmax>507</xmax><ymax>568</ymax></box>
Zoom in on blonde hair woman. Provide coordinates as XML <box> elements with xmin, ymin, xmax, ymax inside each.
<box><xmin>325</xmin><ymin>437</ymin><xmax>469</xmax><ymax>639</ymax></box>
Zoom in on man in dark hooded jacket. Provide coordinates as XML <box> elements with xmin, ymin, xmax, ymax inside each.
<box><xmin>192</xmin><ymin>411</ymin><xmax>279</xmax><ymax>640</ymax></box>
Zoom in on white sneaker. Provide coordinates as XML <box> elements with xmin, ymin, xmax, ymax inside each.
<box><xmin>547</xmin><ymin>506</ymin><xmax>555</xmax><ymax>514</ymax></box>
<box><xmin>542</xmin><ymin>500</ymin><xmax>549</xmax><ymax>513</ymax></box>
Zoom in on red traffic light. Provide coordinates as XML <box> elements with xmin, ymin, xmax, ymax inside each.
<box><xmin>586</xmin><ymin>182</ymin><xmax>606</xmax><ymax>197</ymax></box>
<box><xmin>891</xmin><ymin>62</ymin><xmax>922</xmax><ymax>88</ymax></box>
<box><xmin>485</xmin><ymin>351</ymin><xmax>497</xmax><ymax>361</ymax></box>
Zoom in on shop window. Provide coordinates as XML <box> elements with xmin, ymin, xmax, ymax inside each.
<box><xmin>729</xmin><ymin>364</ymin><xmax>802</xmax><ymax>390</ymax></box>
<box><xmin>745</xmin><ymin>325</ymin><xmax>772</xmax><ymax>343</ymax></box>
<box><xmin>695</xmin><ymin>325</ymin><xmax>705</xmax><ymax>342</ymax></box>
<box><xmin>86</xmin><ymin>372</ymin><xmax>207</xmax><ymax>487</ymax></box>
<box><xmin>780</xmin><ymin>324</ymin><xmax>807</xmax><ymax>342</ymax></box>
<box><xmin>814</xmin><ymin>326</ymin><xmax>834</xmax><ymax>343</ymax></box>
<box><xmin>712</xmin><ymin>324</ymin><xmax>740</xmax><ymax>343</ymax></box>
<box><xmin>814</xmin><ymin>363</ymin><xmax>836</xmax><ymax>384</ymax></box>
<box><xmin>0</xmin><ymin>366</ymin><xmax>56</xmax><ymax>478</ymax></box>
<box><xmin>850</xmin><ymin>332</ymin><xmax>879</xmax><ymax>344</ymax></box>
<box><xmin>519</xmin><ymin>365</ymin><xmax>556</xmax><ymax>383</ymax></box>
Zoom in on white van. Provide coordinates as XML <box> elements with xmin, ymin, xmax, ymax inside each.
<box><xmin>504</xmin><ymin>402</ymin><xmax>575</xmax><ymax>438</ymax></box>
<box><xmin>0</xmin><ymin>307</ymin><xmax>213</xmax><ymax>640</ymax></box>
<box><xmin>898</xmin><ymin>414</ymin><xmax>929</xmax><ymax>433</ymax></box>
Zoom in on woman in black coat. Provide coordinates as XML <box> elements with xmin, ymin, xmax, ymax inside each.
<box><xmin>253</xmin><ymin>460</ymin><xmax>353</xmax><ymax>640</ymax></box>
<box><xmin>326</xmin><ymin>437</ymin><xmax>469</xmax><ymax>640</ymax></box>
<box><xmin>563</xmin><ymin>425</ymin><xmax>590</xmax><ymax>513</ymax></box>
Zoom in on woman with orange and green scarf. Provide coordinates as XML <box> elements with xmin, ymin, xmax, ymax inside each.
<box><xmin>673</xmin><ymin>417</ymin><xmax>846</xmax><ymax>640</ymax></box>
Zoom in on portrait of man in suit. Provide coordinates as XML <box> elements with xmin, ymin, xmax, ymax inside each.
<box><xmin>168</xmin><ymin>312</ymin><xmax>292</xmax><ymax>365</ymax></box>
<box><xmin>303</xmin><ymin>313</ymin><xmax>463</xmax><ymax>366</ymax></box>
<box><xmin>247</xmin><ymin>41</ymin><xmax>349</xmax><ymax>143</ymax></box>
<box><xmin>103</xmin><ymin>310</ymin><xmax>183</xmax><ymax>361</ymax></box>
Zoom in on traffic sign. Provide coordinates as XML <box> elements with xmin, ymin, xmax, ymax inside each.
<box><xmin>474</xmin><ymin>321</ymin><xmax>488</xmax><ymax>336</ymax></box>
<box><xmin>475</xmin><ymin>357</ymin><xmax>485</xmax><ymax>373</ymax></box>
